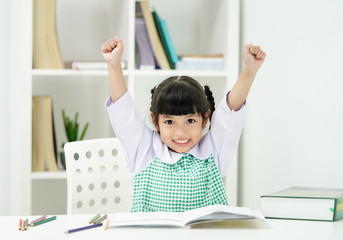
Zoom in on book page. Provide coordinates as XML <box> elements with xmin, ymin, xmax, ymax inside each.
<box><xmin>109</xmin><ymin>212</ymin><xmax>185</xmax><ymax>227</ymax></box>
<box><xmin>183</xmin><ymin>205</ymin><xmax>256</xmax><ymax>225</ymax></box>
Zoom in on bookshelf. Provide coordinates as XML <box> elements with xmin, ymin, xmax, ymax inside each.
<box><xmin>26</xmin><ymin>0</ymin><xmax>240</xmax><ymax>214</ymax></box>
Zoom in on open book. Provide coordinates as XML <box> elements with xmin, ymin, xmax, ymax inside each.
<box><xmin>108</xmin><ymin>204</ymin><xmax>264</xmax><ymax>228</ymax></box>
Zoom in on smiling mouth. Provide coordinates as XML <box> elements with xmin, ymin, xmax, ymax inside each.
<box><xmin>173</xmin><ymin>139</ymin><xmax>190</xmax><ymax>144</ymax></box>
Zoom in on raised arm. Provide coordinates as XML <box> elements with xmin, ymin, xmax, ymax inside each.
<box><xmin>228</xmin><ymin>44</ymin><xmax>266</xmax><ymax>111</ymax></box>
<box><xmin>101</xmin><ymin>36</ymin><xmax>127</xmax><ymax>103</ymax></box>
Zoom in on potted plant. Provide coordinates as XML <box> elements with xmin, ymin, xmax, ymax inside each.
<box><xmin>60</xmin><ymin>109</ymin><xmax>89</xmax><ymax>169</ymax></box>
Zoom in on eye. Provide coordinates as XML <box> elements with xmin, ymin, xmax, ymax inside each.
<box><xmin>165</xmin><ymin>120</ymin><xmax>173</xmax><ymax>125</ymax></box>
<box><xmin>186</xmin><ymin>119</ymin><xmax>195</xmax><ymax>124</ymax></box>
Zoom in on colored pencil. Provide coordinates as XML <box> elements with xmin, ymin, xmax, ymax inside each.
<box><xmin>30</xmin><ymin>216</ymin><xmax>56</xmax><ymax>227</ymax></box>
<box><xmin>65</xmin><ymin>223</ymin><xmax>103</xmax><ymax>234</ymax></box>
<box><xmin>104</xmin><ymin>219</ymin><xmax>109</xmax><ymax>230</ymax></box>
<box><xmin>23</xmin><ymin>219</ymin><xmax>27</xmax><ymax>230</ymax></box>
<box><xmin>21</xmin><ymin>219</ymin><xmax>25</xmax><ymax>231</ymax></box>
<box><xmin>89</xmin><ymin>213</ymin><xmax>101</xmax><ymax>224</ymax></box>
<box><xmin>94</xmin><ymin>214</ymin><xmax>107</xmax><ymax>224</ymax></box>
<box><xmin>18</xmin><ymin>219</ymin><xmax>22</xmax><ymax>231</ymax></box>
<box><xmin>30</xmin><ymin>214</ymin><xmax>46</xmax><ymax>224</ymax></box>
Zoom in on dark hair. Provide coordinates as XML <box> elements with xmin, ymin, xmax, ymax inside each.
<box><xmin>150</xmin><ymin>76</ymin><xmax>215</xmax><ymax>125</ymax></box>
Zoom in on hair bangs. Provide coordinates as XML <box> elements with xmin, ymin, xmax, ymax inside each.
<box><xmin>157</xmin><ymin>83</ymin><xmax>202</xmax><ymax>116</ymax></box>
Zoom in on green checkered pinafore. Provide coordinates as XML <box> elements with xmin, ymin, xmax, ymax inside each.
<box><xmin>131</xmin><ymin>153</ymin><xmax>228</xmax><ymax>212</ymax></box>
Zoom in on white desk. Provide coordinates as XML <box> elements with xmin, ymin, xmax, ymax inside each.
<box><xmin>1</xmin><ymin>214</ymin><xmax>342</xmax><ymax>240</ymax></box>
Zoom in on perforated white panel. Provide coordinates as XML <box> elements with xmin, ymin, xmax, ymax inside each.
<box><xmin>64</xmin><ymin>138</ymin><xmax>133</xmax><ymax>214</ymax></box>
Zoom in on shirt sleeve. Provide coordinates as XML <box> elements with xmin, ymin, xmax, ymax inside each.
<box><xmin>210</xmin><ymin>96</ymin><xmax>246</xmax><ymax>177</ymax></box>
<box><xmin>105</xmin><ymin>91</ymin><xmax>155</xmax><ymax>175</ymax></box>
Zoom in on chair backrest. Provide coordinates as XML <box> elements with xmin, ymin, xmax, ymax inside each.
<box><xmin>64</xmin><ymin>138</ymin><xmax>133</xmax><ymax>214</ymax></box>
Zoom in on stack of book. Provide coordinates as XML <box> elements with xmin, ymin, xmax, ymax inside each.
<box><xmin>135</xmin><ymin>1</ymin><xmax>178</xmax><ymax>70</ymax></box>
<box><xmin>135</xmin><ymin>1</ymin><xmax>225</xmax><ymax>71</ymax></box>
<box><xmin>69</xmin><ymin>61</ymin><xmax>127</xmax><ymax>71</ymax></box>
<box><xmin>176</xmin><ymin>54</ymin><xmax>225</xmax><ymax>71</ymax></box>
<box><xmin>33</xmin><ymin>0</ymin><xmax>224</xmax><ymax>71</ymax></box>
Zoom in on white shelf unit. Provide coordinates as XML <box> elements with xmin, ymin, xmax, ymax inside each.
<box><xmin>27</xmin><ymin>0</ymin><xmax>240</xmax><ymax>215</ymax></box>
<box><xmin>31</xmin><ymin>171</ymin><xmax>67</xmax><ymax>180</ymax></box>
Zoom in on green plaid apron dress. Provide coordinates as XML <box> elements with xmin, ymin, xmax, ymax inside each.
<box><xmin>131</xmin><ymin>153</ymin><xmax>228</xmax><ymax>212</ymax></box>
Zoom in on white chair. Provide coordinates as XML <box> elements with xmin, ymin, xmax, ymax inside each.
<box><xmin>64</xmin><ymin>138</ymin><xmax>133</xmax><ymax>214</ymax></box>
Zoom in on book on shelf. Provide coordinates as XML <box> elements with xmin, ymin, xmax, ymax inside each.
<box><xmin>175</xmin><ymin>54</ymin><xmax>224</xmax><ymax>71</ymax></box>
<box><xmin>261</xmin><ymin>186</ymin><xmax>343</xmax><ymax>221</ymax></box>
<box><xmin>159</xmin><ymin>18</ymin><xmax>179</xmax><ymax>68</ymax></box>
<box><xmin>69</xmin><ymin>61</ymin><xmax>127</xmax><ymax>70</ymax></box>
<box><xmin>32</xmin><ymin>96</ymin><xmax>59</xmax><ymax>172</ymax></box>
<box><xmin>135</xmin><ymin>2</ymin><xmax>156</xmax><ymax>70</ymax></box>
<box><xmin>33</xmin><ymin>0</ymin><xmax>64</xmax><ymax>69</ymax></box>
<box><xmin>108</xmin><ymin>204</ymin><xmax>264</xmax><ymax>228</ymax></box>
<box><xmin>152</xmin><ymin>8</ymin><xmax>178</xmax><ymax>69</ymax></box>
<box><xmin>139</xmin><ymin>1</ymin><xmax>170</xmax><ymax>70</ymax></box>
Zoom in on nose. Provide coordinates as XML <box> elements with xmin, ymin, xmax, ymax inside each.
<box><xmin>174</xmin><ymin>124</ymin><xmax>186</xmax><ymax>137</ymax></box>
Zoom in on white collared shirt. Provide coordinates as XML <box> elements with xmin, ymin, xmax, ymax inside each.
<box><xmin>105</xmin><ymin>91</ymin><xmax>246</xmax><ymax>177</ymax></box>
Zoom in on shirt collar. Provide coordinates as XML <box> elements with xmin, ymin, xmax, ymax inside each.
<box><xmin>153</xmin><ymin>131</ymin><xmax>212</xmax><ymax>163</ymax></box>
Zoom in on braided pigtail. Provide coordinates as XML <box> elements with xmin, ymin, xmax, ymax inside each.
<box><xmin>203</xmin><ymin>85</ymin><xmax>215</xmax><ymax>121</ymax></box>
<box><xmin>151</xmin><ymin>86</ymin><xmax>156</xmax><ymax>100</ymax></box>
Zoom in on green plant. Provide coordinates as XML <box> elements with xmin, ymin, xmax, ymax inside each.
<box><xmin>62</xmin><ymin>109</ymin><xmax>89</xmax><ymax>147</ymax></box>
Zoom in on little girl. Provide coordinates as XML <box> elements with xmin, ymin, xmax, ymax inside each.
<box><xmin>102</xmin><ymin>37</ymin><xmax>266</xmax><ymax>212</ymax></box>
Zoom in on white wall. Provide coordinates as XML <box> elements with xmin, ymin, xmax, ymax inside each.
<box><xmin>0</xmin><ymin>0</ymin><xmax>32</xmax><ymax>215</ymax></box>
<box><xmin>239</xmin><ymin>0</ymin><xmax>343</xmax><ymax>209</ymax></box>
<box><xmin>0</xmin><ymin>0</ymin><xmax>10</xmax><ymax>216</ymax></box>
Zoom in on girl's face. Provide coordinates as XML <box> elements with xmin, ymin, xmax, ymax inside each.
<box><xmin>151</xmin><ymin>112</ymin><xmax>209</xmax><ymax>153</ymax></box>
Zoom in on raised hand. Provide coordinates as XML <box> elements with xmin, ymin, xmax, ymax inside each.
<box><xmin>101</xmin><ymin>36</ymin><xmax>123</xmax><ymax>67</ymax></box>
<box><xmin>243</xmin><ymin>44</ymin><xmax>266</xmax><ymax>72</ymax></box>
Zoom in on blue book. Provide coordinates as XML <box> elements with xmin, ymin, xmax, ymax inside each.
<box><xmin>152</xmin><ymin>9</ymin><xmax>174</xmax><ymax>69</ymax></box>
<box><xmin>159</xmin><ymin>19</ymin><xmax>179</xmax><ymax>67</ymax></box>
